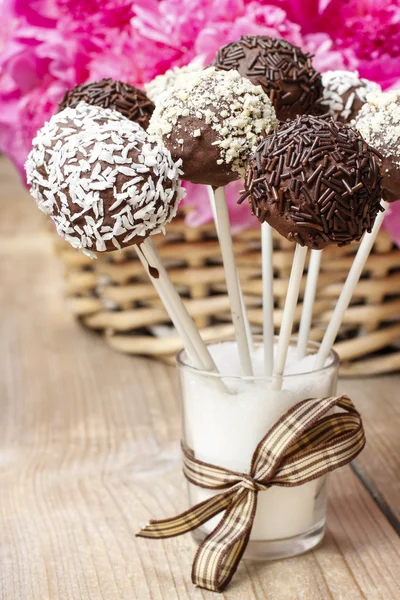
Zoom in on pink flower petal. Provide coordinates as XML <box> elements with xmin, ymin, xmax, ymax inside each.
<box><xmin>383</xmin><ymin>202</ymin><xmax>400</xmax><ymax>248</ymax></box>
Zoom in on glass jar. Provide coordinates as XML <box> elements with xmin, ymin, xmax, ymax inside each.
<box><xmin>177</xmin><ymin>336</ymin><xmax>339</xmax><ymax>561</ymax></box>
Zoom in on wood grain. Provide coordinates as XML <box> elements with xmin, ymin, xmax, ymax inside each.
<box><xmin>0</xmin><ymin>158</ymin><xmax>399</xmax><ymax>599</ymax></box>
<box><xmin>339</xmin><ymin>377</ymin><xmax>400</xmax><ymax>523</ymax></box>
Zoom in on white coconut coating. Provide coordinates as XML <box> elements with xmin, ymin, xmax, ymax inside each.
<box><xmin>26</xmin><ymin>102</ymin><xmax>185</xmax><ymax>256</ymax></box>
<box><xmin>145</xmin><ymin>62</ymin><xmax>203</xmax><ymax>102</ymax></box>
<box><xmin>147</xmin><ymin>66</ymin><xmax>278</xmax><ymax>179</ymax></box>
<box><xmin>321</xmin><ymin>70</ymin><xmax>381</xmax><ymax>122</ymax></box>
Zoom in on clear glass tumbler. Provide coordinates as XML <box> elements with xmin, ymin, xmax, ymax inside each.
<box><xmin>177</xmin><ymin>336</ymin><xmax>339</xmax><ymax>561</ymax></box>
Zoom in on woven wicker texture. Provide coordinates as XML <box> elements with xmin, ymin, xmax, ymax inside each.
<box><xmin>54</xmin><ymin>209</ymin><xmax>400</xmax><ymax>376</ymax></box>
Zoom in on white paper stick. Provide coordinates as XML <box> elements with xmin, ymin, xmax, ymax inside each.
<box><xmin>207</xmin><ymin>185</ymin><xmax>254</xmax><ymax>353</ymax></box>
<box><xmin>315</xmin><ymin>201</ymin><xmax>389</xmax><ymax>369</ymax></box>
<box><xmin>262</xmin><ymin>222</ymin><xmax>274</xmax><ymax>375</ymax></box>
<box><xmin>273</xmin><ymin>244</ymin><xmax>308</xmax><ymax>389</ymax></box>
<box><xmin>137</xmin><ymin>238</ymin><xmax>219</xmax><ymax>374</ymax></box>
<box><xmin>212</xmin><ymin>186</ymin><xmax>254</xmax><ymax>376</ymax></box>
<box><xmin>297</xmin><ymin>249</ymin><xmax>322</xmax><ymax>359</ymax></box>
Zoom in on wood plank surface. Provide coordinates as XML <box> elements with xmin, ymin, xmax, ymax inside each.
<box><xmin>0</xmin><ymin>158</ymin><xmax>399</xmax><ymax>599</ymax></box>
<box><xmin>338</xmin><ymin>377</ymin><xmax>400</xmax><ymax>524</ymax></box>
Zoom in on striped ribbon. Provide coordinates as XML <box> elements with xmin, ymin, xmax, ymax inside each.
<box><xmin>137</xmin><ymin>395</ymin><xmax>365</xmax><ymax>593</ymax></box>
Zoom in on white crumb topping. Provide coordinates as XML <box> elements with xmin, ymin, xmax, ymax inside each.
<box><xmin>148</xmin><ymin>67</ymin><xmax>278</xmax><ymax>177</ymax></box>
<box><xmin>321</xmin><ymin>70</ymin><xmax>381</xmax><ymax>121</ymax></box>
<box><xmin>355</xmin><ymin>89</ymin><xmax>400</xmax><ymax>166</ymax></box>
<box><xmin>26</xmin><ymin>102</ymin><xmax>185</xmax><ymax>256</ymax></box>
<box><xmin>145</xmin><ymin>62</ymin><xmax>203</xmax><ymax>102</ymax></box>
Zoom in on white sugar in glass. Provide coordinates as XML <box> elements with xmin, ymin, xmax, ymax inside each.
<box><xmin>177</xmin><ymin>336</ymin><xmax>339</xmax><ymax>560</ymax></box>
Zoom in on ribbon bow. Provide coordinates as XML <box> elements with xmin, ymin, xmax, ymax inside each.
<box><xmin>137</xmin><ymin>395</ymin><xmax>365</xmax><ymax>593</ymax></box>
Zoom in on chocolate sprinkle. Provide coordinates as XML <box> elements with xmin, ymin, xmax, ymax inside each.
<box><xmin>241</xmin><ymin>115</ymin><xmax>384</xmax><ymax>249</ymax></box>
<box><xmin>212</xmin><ymin>36</ymin><xmax>323</xmax><ymax>121</ymax></box>
<box><xmin>58</xmin><ymin>79</ymin><xmax>155</xmax><ymax>130</ymax></box>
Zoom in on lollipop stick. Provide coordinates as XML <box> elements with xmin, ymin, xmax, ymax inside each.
<box><xmin>207</xmin><ymin>185</ymin><xmax>254</xmax><ymax>352</ymax></box>
<box><xmin>297</xmin><ymin>249</ymin><xmax>322</xmax><ymax>359</ymax></box>
<box><xmin>315</xmin><ymin>201</ymin><xmax>389</xmax><ymax>369</ymax></box>
<box><xmin>137</xmin><ymin>238</ymin><xmax>219</xmax><ymax>375</ymax></box>
<box><xmin>262</xmin><ymin>222</ymin><xmax>274</xmax><ymax>375</ymax></box>
<box><xmin>273</xmin><ymin>244</ymin><xmax>308</xmax><ymax>389</ymax></box>
<box><xmin>211</xmin><ymin>186</ymin><xmax>254</xmax><ymax>376</ymax></box>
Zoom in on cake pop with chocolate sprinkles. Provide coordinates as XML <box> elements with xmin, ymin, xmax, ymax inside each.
<box><xmin>212</xmin><ymin>36</ymin><xmax>323</xmax><ymax>121</ymax></box>
<box><xmin>145</xmin><ymin>63</ymin><xmax>203</xmax><ymax>103</ymax></box>
<box><xmin>58</xmin><ymin>79</ymin><xmax>155</xmax><ymax>130</ymax></box>
<box><xmin>148</xmin><ymin>66</ymin><xmax>278</xmax><ymax>188</ymax></box>
<box><xmin>318</xmin><ymin>70</ymin><xmax>381</xmax><ymax>123</ymax></box>
<box><xmin>240</xmin><ymin>115</ymin><xmax>384</xmax><ymax>249</ymax></box>
<box><xmin>355</xmin><ymin>90</ymin><xmax>400</xmax><ymax>203</ymax></box>
<box><xmin>26</xmin><ymin>102</ymin><xmax>185</xmax><ymax>255</ymax></box>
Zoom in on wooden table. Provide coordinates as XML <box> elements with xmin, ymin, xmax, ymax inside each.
<box><xmin>0</xmin><ymin>158</ymin><xmax>399</xmax><ymax>599</ymax></box>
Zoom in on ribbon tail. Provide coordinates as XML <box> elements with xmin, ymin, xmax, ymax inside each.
<box><xmin>136</xmin><ymin>485</ymin><xmax>240</xmax><ymax>539</ymax></box>
<box><xmin>192</xmin><ymin>488</ymin><xmax>258</xmax><ymax>593</ymax></box>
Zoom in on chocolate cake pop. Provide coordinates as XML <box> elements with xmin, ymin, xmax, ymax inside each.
<box><xmin>58</xmin><ymin>79</ymin><xmax>155</xmax><ymax>129</ymax></box>
<box><xmin>26</xmin><ymin>103</ymin><xmax>185</xmax><ymax>255</ymax></box>
<box><xmin>212</xmin><ymin>36</ymin><xmax>323</xmax><ymax>121</ymax></box>
<box><xmin>240</xmin><ymin>115</ymin><xmax>384</xmax><ymax>249</ymax></box>
<box><xmin>355</xmin><ymin>90</ymin><xmax>400</xmax><ymax>203</ymax></box>
<box><xmin>318</xmin><ymin>70</ymin><xmax>381</xmax><ymax>123</ymax></box>
<box><xmin>148</xmin><ymin>66</ymin><xmax>278</xmax><ymax>188</ymax></box>
<box><xmin>145</xmin><ymin>63</ymin><xmax>203</xmax><ymax>102</ymax></box>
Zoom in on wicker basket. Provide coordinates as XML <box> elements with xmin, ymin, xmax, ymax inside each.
<box><xmin>54</xmin><ymin>208</ymin><xmax>400</xmax><ymax>376</ymax></box>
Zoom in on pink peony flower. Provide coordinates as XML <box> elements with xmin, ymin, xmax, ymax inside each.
<box><xmin>331</xmin><ymin>1</ymin><xmax>400</xmax><ymax>89</ymax></box>
<box><xmin>1</xmin><ymin>0</ymin><xmax>400</xmax><ymax>241</ymax></box>
<box><xmin>302</xmin><ymin>32</ymin><xmax>357</xmax><ymax>73</ymax></box>
<box><xmin>194</xmin><ymin>2</ymin><xmax>303</xmax><ymax>64</ymax></box>
<box><xmin>383</xmin><ymin>202</ymin><xmax>400</xmax><ymax>248</ymax></box>
<box><xmin>0</xmin><ymin>0</ymin><xmax>139</xmax><ymax>178</ymax></box>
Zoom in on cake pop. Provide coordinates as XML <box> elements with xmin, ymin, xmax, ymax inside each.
<box><xmin>240</xmin><ymin>115</ymin><xmax>384</xmax><ymax>249</ymax></box>
<box><xmin>148</xmin><ymin>66</ymin><xmax>278</xmax><ymax>188</ymax></box>
<box><xmin>355</xmin><ymin>90</ymin><xmax>400</xmax><ymax>203</ymax></box>
<box><xmin>145</xmin><ymin>63</ymin><xmax>203</xmax><ymax>103</ymax></box>
<box><xmin>58</xmin><ymin>79</ymin><xmax>155</xmax><ymax>130</ymax></box>
<box><xmin>212</xmin><ymin>36</ymin><xmax>323</xmax><ymax>121</ymax></box>
<box><xmin>26</xmin><ymin>102</ymin><xmax>185</xmax><ymax>255</ymax></box>
<box><xmin>318</xmin><ymin>70</ymin><xmax>381</xmax><ymax>123</ymax></box>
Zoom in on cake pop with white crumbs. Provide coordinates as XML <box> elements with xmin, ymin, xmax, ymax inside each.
<box><xmin>318</xmin><ymin>70</ymin><xmax>381</xmax><ymax>123</ymax></box>
<box><xmin>145</xmin><ymin>62</ymin><xmax>203</xmax><ymax>103</ymax></box>
<box><xmin>26</xmin><ymin>103</ymin><xmax>185</xmax><ymax>255</ymax></box>
<box><xmin>355</xmin><ymin>90</ymin><xmax>400</xmax><ymax>203</ymax></box>
<box><xmin>148</xmin><ymin>67</ymin><xmax>278</xmax><ymax>188</ymax></box>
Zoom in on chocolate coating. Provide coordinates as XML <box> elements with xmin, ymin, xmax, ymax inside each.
<box><xmin>381</xmin><ymin>156</ymin><xmax>400</xmax><ymax>203</ymax></box>
<box><xmin>213</xmin><ymin>36</ymin><xmax>323</xmax><ymax>121</ymax></box>
<box><xmin>317</xmin><ymin>70</ymin><xmax>381</xmax><ymax>123</ymax></box>
<box><xmin>58</xmin><ymin>78</ymin><xmax>155</xmax><ymax>130</ymax></box>
<box><xmin>355</xmin><ymin>90</ymin><xmax>400</xmax><ymax>203</ymax></box>
<box><xmin>148</xmin><ymin>67</ymin><xmax>278</xmax><ymax>188</ymax></box>
<box><xmin>241</xmin><ymin>116</ymin><xmax>384</xmax><ymax>249</ymax></box>
<box><xmin>164</xmin><ymin>114</ymin><xmax>236</xmax><ymax>188</ymax></box>
<box><xmin>26</xmin><ymin>103</ymin><xmax>185</xmax><ymax>255</ymax></box>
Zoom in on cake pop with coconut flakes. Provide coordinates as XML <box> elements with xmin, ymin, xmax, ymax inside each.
<box><xmin>240</xmin><ymin>115</ymin><xmax>384</xmax><ymax>249</ymax></box>
<box><xmin>355</xmin><ymin>90</ymin><xmax>400</xmax><ymax>203</ymax></box>
<box><xmin>58</xmin><ymin>78</ymin><xmax>155</xmax><ymax>130</ymax></box>
<box><xmin>26</xmin><ymin>102</ymin><xmax>185</xmax><ymax>256</ymax></box>
<box><xmin>148</xmin><ymin>66</ymin><xmax>278</xmax><ymax>188</ymax></box>
<box><xmin>318</xmin><ymin>70</ymin><xmax>381</xmax><ymax>123</ymax></box>
<box><xmin>212</xmin><ymin>35</ymin><xmax>323</xmax><ymax>121</ymax></box>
